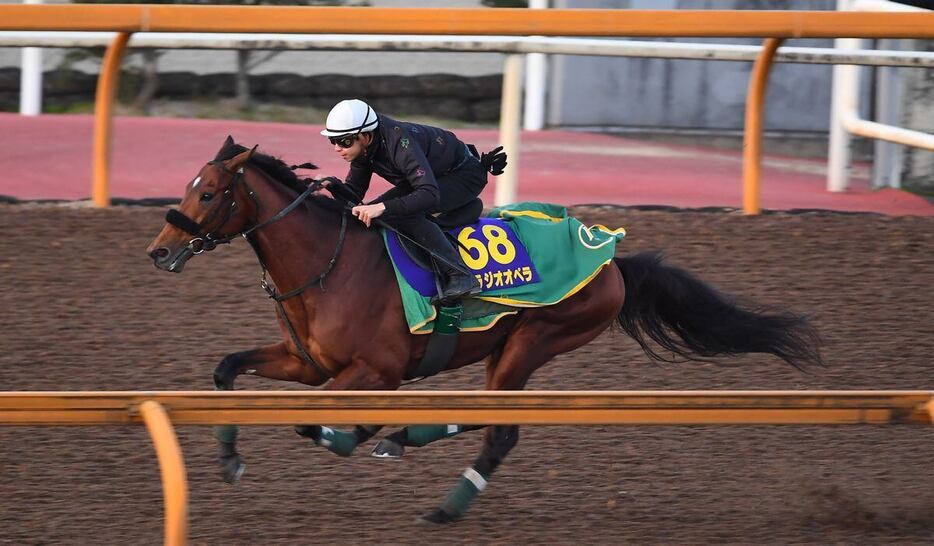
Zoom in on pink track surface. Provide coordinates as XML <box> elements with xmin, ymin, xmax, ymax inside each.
<box><xmin>2</xmin><ymin>113</ymin><xmax>931</xmax><ymax>216</ymax></box>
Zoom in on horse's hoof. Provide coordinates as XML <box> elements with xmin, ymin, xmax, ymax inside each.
<box><xmin>295</xmin><ymin>425</ymin><xmax>357</xmax><ymax>457</ymax></box>
<box><xmin>417</xmin><ymin>508</ymin><xmax>461</xmax><ymax>525</ymax></box>
<box><xmin>219</xmin><ymin>453</ymin><xmax>245</xmax><ymax>484</ymax></box>
<box><xmin>370</xmin><ymin>438</ymin><xmax>405</xmax><ymax>459</ymax></box>
<box><xmin>294</xmin><ymin>425</ymin><xmax>318</xmax><ymax>439</ymax></box>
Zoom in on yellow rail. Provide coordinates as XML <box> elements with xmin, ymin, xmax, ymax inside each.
<box><xmin>3</xmin><ymin>6</ymin><xmax>934</xmax><ymax>211</ymax></box>
<box><xmin>91</xmin><ymin>32</ymin><xmax>130</xmax><ymax>207</ymax></box>
<box><xmin>743</xmin><ymin>38</ymin><xmax>784</xmax><ymax>216</ymax></box>
<box><xmin>139</xmin><ymin>401</ymin><xmax>187</xmax><ymax>546</ymax></box>
<box><xmin>1</xmin><ymin>390</ymin><xmax>932</xmax><ymax>545</ymax></box>
<box><xmin>2</xmin><ymin>6</ymin><xmax>933</xmax><ymax>37</ymax></box>
<box><xmin>2</xmin><ymin>390</ymin><xmax>932</xmax><ymax>426</ymax></box>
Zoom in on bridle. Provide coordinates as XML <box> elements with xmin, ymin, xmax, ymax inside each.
<box><xmin>166</xmin><ymin>160</ymin><xmax>299</xmax><ymax>255</ymax></box>
<box><xmin>164</xmin><ymin>159</ymin><xmax>348</xmax><ymax>380</ymax></box>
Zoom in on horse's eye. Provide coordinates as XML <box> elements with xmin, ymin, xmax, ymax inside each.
<box><xmin>200</xmin><ymin>192</ymin><xmax>214</xmax><ymax>202</ymax></box>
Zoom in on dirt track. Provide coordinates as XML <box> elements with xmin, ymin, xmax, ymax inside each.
<box><xmin>0</xmin><ymin>204</ymin><xmax>932</xmax><ymax>545</ymax></box>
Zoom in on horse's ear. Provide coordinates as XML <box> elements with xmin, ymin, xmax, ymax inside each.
<box><xmin>214</xmin><ymin>135</ymin><xmax>236</xmax><ymax>160</ymax></box>
<box><xmin>226</xmin><ymin>146</ymin><xmax>256</xmax><ymax>171</ymax></box>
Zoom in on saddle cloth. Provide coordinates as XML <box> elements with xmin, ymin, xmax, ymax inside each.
<box><xmin>383</xmin><ymin>202</ymin><xmax>626</xmax><ymax>334</ymax></box>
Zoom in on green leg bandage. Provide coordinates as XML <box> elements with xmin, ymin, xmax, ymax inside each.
<box><xmin>439</xmin><ymin>467</ymin><xmax>488</xmax><ymax>518</ymax></box>
<box><xmin>404</xmin><ymin>424</ymin><xmax>464</xmax><ymax>447</ymax></box>
<box><xmin>315</xmin><ymin>426</ymin><xmax>358</xmax><ymax>457</ymax></box>
<box><xmin>214</xmin><ymin>424</ymin><xmax>238</xmax><ymax>444</ymax></box>
<box><xmin>213</xmin><ymin>384</ymin><xmax>238</xmax><ymax>445</ymax></box>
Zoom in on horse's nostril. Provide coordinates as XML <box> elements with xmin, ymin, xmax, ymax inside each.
<box><xmin>150</xmin><ymin>247</ymin><xmax>170</xmax><ymax>260</ymax></box>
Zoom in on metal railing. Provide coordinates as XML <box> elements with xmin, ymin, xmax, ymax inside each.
<box><xmin>4</xmin><ymin>31</ymin><xmax>934</xmax><ymax>65</ymax></box>
<box><xmin>6</xmin><ymin>32</ymin><xmax>934</xmax><ymax>208</ymax></box>
<box><xmin>2</xmin><ymin>390</ymin><xmax>932</xmax><ymax>546</ymax></box>
<box><xmin>828</xmin><ymin>0</ymin><xmax>934</xmax><ymax>193</ymax></box>
<box><xmin>2</xmin><ymin>5</ymin><xmax>933</xmax><ymax>212</ymax></box>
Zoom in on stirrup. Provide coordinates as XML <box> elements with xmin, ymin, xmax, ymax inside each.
<box><xmin>433</xmin><ymin>287</ymin><xmax>481</xmax><ymax>306</ymax></box>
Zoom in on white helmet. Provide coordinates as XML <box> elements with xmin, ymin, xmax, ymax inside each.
<box><xmin>320</xmin><ymin>99</ymin><xmax>378</xmax><ymax>137</ymax></box>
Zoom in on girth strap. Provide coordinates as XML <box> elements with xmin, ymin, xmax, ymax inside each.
<box><xmin>408</xmin><ymin>304</ymin><xmax>462</xmax><ymax>380</ymax></box>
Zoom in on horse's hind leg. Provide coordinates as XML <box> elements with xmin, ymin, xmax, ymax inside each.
<box><xmin>420</xmin><ymin>267</ymin><xmax>624</xmax><ymax>523</ymax></box>
<box><xmin>421</xmin><ymin>336</ymin><xmax>586</xmax><ymax>523</ymax></box>
<box><xmin>418</xmin><ymin>342</ymin><xmax>532</xmax><ymax>524</ymax></box>
<box><xmin>213</xmin><ymin>342</ymin><xmax>322</xmax><ymax>483</ymax></box>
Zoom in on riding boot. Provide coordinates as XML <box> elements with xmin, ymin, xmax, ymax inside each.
<box><xmin>438</xmin><ymin>258</ymin><xmax>482</xmax><ymax>303</ymax></box>
<box><xmin>414</xmin><ymin>221</ymin><xmax>481</xmax><ymax>303</ymax></box>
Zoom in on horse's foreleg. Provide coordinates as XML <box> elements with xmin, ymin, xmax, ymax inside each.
<box><xmin>213</xmin><ymin>342</ymin><xmax>315</xmax><ymax>484</ymax></box>
<box><xmin>295</xmin><ymin>359</ymin><xmax>401</xmax><ymax>457</ymax></box>
<box><xmin>419</xmin><ymin>268</ymin><xmax>623</xmax><ymax>522</ymax></box>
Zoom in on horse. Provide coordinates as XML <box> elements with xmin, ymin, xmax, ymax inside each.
<box><xmin>146</xmin><ymin>136</ymin><xmax>822</xmax><ymax>524</ymax></box>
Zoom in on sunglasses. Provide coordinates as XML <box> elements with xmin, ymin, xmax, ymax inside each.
<box><xmin>329</xmin><ymin>135</ymin><xmax>358</xmax><ymax>149</ymax></box>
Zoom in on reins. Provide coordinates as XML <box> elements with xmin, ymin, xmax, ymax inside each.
<box><xmin>165</xmin><ymin>160</ymin><xmax>347</xmax><ymax>381</ymax></box>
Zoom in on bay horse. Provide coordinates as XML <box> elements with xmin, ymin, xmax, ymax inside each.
<box><xmin>146</xmin><ymin>137</ymin><xmax>822</xmax><ymax>524</ymax></box>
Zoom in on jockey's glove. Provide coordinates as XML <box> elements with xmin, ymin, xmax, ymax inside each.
<box><xmin>481</xmin><ymin>146</ymin><xmax>508</xmax><ymax>176</ymax></box>
<box><xmin>315</xmin><ymin>176</ymin><xmax>362</xmax><ymax>205</ymax></box>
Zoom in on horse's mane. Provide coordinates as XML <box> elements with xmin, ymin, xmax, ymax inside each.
<box><xmin>214</xmin><ymin>139</ymin><xmax>349</xmax><ymax>214</ymax></box>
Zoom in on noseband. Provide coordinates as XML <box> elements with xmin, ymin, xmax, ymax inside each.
<box><xmin>166</xmin><ymin>160</ymin><xmax>276</xmax><ymax>254</ymax></box>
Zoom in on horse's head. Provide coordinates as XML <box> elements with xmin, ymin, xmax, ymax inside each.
<box><xmin>146</xmin><ymin>136</ymin><xmax>259</xmax><ymax>273</ymax></box>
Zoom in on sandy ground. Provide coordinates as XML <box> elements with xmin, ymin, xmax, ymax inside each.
<box><xmin>0</xmin><ymin>204</ymin><xmax>932</xmax><ymax>545</ymax></box>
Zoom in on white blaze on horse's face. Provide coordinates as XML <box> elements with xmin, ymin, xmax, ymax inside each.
<box><xmin>146</xmin><ymin>167</ymin><xmax>219</xmax><ymax>272</ymax></box>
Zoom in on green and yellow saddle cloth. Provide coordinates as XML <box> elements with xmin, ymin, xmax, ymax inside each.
<box><xmin>382</xmin><ymin>202</ymin><xmax>626</xmax><ymax>334</ymax></box>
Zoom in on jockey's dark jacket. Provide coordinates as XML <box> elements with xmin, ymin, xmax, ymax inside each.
<box><xmin>344</xmin><ymin>114</ymin><xmax>474</xmax><ymax>217</ymax></box>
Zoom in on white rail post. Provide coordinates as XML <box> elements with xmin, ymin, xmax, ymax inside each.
<box><xmin>496</xmin><ymin>54</ymin><xmax>523</xmax><ymax>207</ymax></box>
<box><xmin>18</xmin><ymin>0</ymin><xmax>43</xmax><ymax>116</ymax></box>
<box><xmin>523</xmin><ymin>0</ymin><xmax>548</xmax><ymax>131</ymax></box>
<box><xmin>829</xmin><ymin>0</ymin><xmax>855</xmax><ymax>192</ymax></box>
<box><xmin>827</xmin><ymin>35</ymin><xmax>862</xmax><ymax>192</ymax></box>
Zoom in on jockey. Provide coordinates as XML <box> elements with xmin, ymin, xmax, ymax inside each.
<box><xmin>321</xmin><ymin>98</ymin><xmax>504</xmax><ymax>303</ymax></box>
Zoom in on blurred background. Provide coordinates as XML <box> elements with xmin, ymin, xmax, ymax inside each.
<box><xmin>1</xmin><ymin>0</ymin><xmax>931</xmax><ymax>197</ymax></box>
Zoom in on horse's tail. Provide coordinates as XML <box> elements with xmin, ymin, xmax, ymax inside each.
<box><xmin>613</xmin><ymin>252</ymin><xmax>823</xmax><ymax>369</ymax></box>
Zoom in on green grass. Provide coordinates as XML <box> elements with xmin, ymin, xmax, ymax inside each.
<box><xmin>4</xmin><ymin>97</ymin><xmax>497</xmax><ymax>130</ymax></box>
<box><xmin>37</xmin><ymin>101</ymin><xmax>96</xmax><ymax>114</ymax></box>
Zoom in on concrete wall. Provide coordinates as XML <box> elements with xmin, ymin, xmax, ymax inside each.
<box><xmin>546</xmin><ymin>0</ymin><xmax>873</xmax><ymax>132</ymax></box>
<box><xmin>900</xmin><ymin>39</ymin><xmax>934</xmax><ymax>189</ymax></box>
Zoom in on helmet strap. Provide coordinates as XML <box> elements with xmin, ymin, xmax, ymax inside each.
<box><xmin>354</xmin><ymin>106</ymin><xmax>372</xmax><ymax>136</ymax></box>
